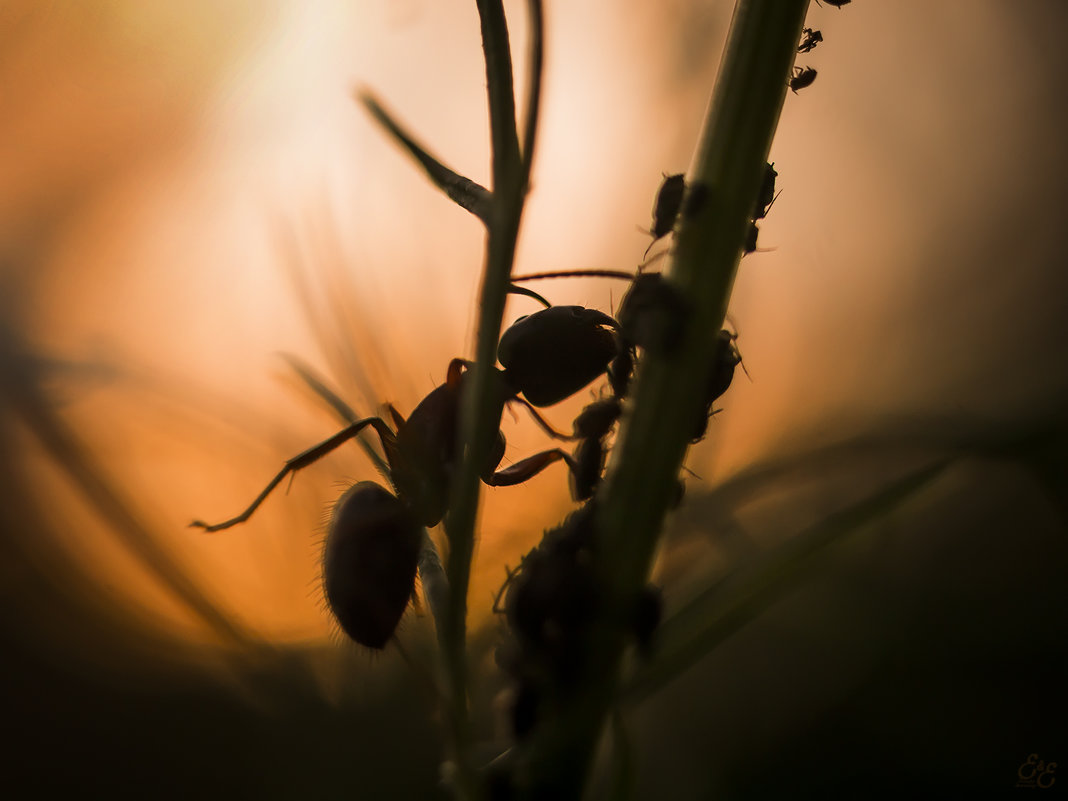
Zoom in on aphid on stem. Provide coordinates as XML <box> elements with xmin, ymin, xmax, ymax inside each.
<box><xmin>789</xmin><ymin>66</ymin><xmax>818</xmax><ymax>93</ymax></box>
<box><xmin>643</xmin><ymin>173</ymin><xmax>686</xmax><ymax>258</ymax></box>
<box><xmin>798</xmin><ymin>27</ymin><xmax>823</xmax><ymax>54</ymax></box>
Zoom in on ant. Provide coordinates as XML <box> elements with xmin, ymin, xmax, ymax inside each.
<box><xmin>192</xmin><ymin>301</ymin><xmax>630</xmax><ymax>648</ymax></box>
<box><xmin>193</xmin><ymin>303</ymin><xmax>624</xmax><ymax>533</ymax></box>
<box><xmin>798</xmin><ymin>27</ymin><xmax>823</xmax><ymax>54</ymax></box>
<box><xmin>789</xmin><ymin>66</ymin><xmax>818</xmax><ymax>94</ymax></box>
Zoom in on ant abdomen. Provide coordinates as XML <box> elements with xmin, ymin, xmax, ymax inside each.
<box><xmin>322</xmin><ymin>481</ymin><xmax>422</xmax><ymax>650</ymax></box>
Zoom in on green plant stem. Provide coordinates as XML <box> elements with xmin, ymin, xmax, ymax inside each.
<box><xmin>475</xmin><ymin>0</ymin><xmax>522</xmax><ymax>189</ymax></box>
<box><xmin>520</xmin><ymin>0</ymin><xmax>544</xmax><ymax>180</ymax></box>
<box><xmin>444</xmin><ymin>3</ymin><xmax>543</xmax><ymax>798</ymax></box>
<box><xmin>514</xmin><ymin>2</ymin><xmax>809</xmax><ymax>797</ymax></box>
<box><xmin>601</xmin><ymin>0</ymin><xmax>809</xmax><ymax>609</ymax></box>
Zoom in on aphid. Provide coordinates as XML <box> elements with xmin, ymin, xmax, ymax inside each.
<box><xmin>568</xmin><ymin>436</ymin><xmax>605</xmax><ymax>502</ymax></box>
<box><xmin>503</xmin><ymin>504</ymin><xmax>598</xmax><ymax>678</ymax></box>
<box><xmin>571</xmin><ymin>396</ymin><xmax>622</xmax><ymax>441</ymax></box>
<box><xmin>744</xmin><ymin>221</ymin><xmax>760</xmax><ymax>255</ymax></box>
<box><xmin>692</xmin><ymin>328</ymin><xmax>745</xmax><ymax>442</ymax></box>
<box><xmin>616</xmin><ymin>271</ymin><xmax>692</xmax><ymax>356</ymax></box>
<box><xmin>798</xmin><ymin>27</ymin><xmax>823</xmax><ymax>54</ymax></box>
<box><xmin>607</xmin><ymin>344</ymin><xmax>634</xmax><ymax>399</ymax></box>
<box><xmin>753</xmin><ymin>162</ymin><xmax>778</xmax><ymax>221</ymax></box>
<box><xmin>815</xmin><ymin>0</ymin><xmax>850</xmax><ymax>7</ymax></box>
<box><xmin>644</xmin><ymin>172</ymin><xmax>686</xmax><ymax>257</ymax></box>
<box><xmin>321</xmin><ymin>482</ymin><xmax>422</xmax><ymax>649</ymax></box>
<box><xmin>499</xmin><ymin>393</ymin><xmax>625</xmax><ymax>503</ymax></box>
<box><xmin>789</xmin><ymin>66</ymin><xmax>818</xmax><ymax>94</ymax></box>
<box><xmin>498</xmin><ymin>503</ymin><xmax>665</xmax><ymax>738</ymax></box>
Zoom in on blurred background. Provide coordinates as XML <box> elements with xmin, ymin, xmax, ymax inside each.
<box><xmin>1</xmin><ymin>0</ymin><xmax>1065</xmax><ymax>797</ymax></box>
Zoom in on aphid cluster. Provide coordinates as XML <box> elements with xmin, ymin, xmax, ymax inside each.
<box><xmin>494</xmin><ymin>501</ymin><xmax>663</xmax><ymax>744</ymax></box>
<box><xmin>641</xmin><ymin>161</ymin><xmax>779</xmax><ymax>259</ymax></box>
<box><xmin>790</xmin><ymin>2</ymin><xmax>850</xmax><ymax>94</ymax></box>
<box><xmin>494</xmin><ymin>172</ymin><xmax>761</xmax><ymax>746</ymax></box>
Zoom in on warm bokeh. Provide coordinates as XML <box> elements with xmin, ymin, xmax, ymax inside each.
<box><xmin>2</xmin><ymin>1</ymin><xmax>1066</xmax><ymax>796</ymax></box>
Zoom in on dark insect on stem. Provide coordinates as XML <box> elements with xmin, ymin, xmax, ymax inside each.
<box><xmin>798</xmin><ymin>27</ymin><xmax>823</xmax><ymax>54</ymax></box>
<box><xmin>789</xmin><ymin>66</ymin><xmax>818</xmax><ymax>93</ymax></box>
<box><xmin>744</xmin><ymin>221</ymin><xmax>760</xmax><ymax>255</ymax></box>
<box><xmin>815</xmin><ymin>0</ymin><xmax>851</xmax><ymax>8</ymax></box>
<box><xmin>496</xmin><ymin>502</ymin><xmax>662</xmax><ymax>739</ymax></box>
<box><xmin>643</xmin><ymin>172</ymin><xmax>686</xmax><ymax>258</ymax></box>
<box><xmin>616</xmin><ymin>271</ymin><xmax>692</xmax><ymax>357</ymax></box>
<box><xmin>691</xmin><ymin>328</ymin><xmax>746</xmax><ymax>442</ymax></box>
<box><xmin>568</xmin><ymin>396</ymin><xmax>623</xmax><ymax>501</ymax></box>
<box><xmin>753</xmin><ymin>162</ymin><xmax>779</xmax><ymax>221</ymax></box>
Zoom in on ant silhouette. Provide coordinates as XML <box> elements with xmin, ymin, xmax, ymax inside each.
<box><xmin>192</xmin><ymin>302</ymin><xmax>631</xmax><ymax>648</ymax></box>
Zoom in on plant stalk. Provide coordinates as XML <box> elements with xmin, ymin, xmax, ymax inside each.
<box><xmin>514</xmin><ymin>2</ymin><xmax>810</xmax><ymax>797</ymax></box>
<box><xmin>444</xmin><ymin>2</ymin><xmax>542</xmax><ymax>798</ymax></box>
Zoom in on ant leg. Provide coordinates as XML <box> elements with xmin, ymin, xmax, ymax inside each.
<box><xmin>486</xmin><ymin>448</ymin><xmax>577</xmax><ymax>487</ymax></box>
<box><xmin>509</xmin><ymin>397</ymin><xmax>578</xmax><ymax>441</ymax></box>
<box><xmin>191</xmin><ymin>417</ymin><xmax>395</xmax><ymax>532</ymax></box>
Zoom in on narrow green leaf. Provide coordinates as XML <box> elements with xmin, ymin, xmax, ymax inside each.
<box><xmin>623</xmin><ymin>459</ymin><xmax>952</xmax><ymax>704</ymax></box>
<box><xmin>358</xmin><ymin>91</ymin><xmax>493</xmax><ymax>224</ymax></box>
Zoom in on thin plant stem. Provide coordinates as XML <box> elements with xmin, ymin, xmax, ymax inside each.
<box><xmin>443</xmin><ymin>2</ymin><xmax>543</xmax><ymax>798</ymax></box>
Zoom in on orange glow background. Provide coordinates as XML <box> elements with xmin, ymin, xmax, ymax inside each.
<box><xmin>3</xmin><ymin>0</ymin><xmax>1067</xmax><ymax>794</ymax></box>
